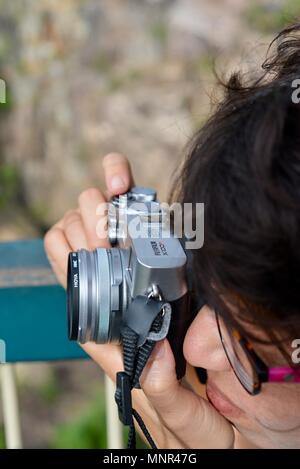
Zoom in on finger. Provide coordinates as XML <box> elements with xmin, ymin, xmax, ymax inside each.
<box><xmin>44</xmin><ymin>224</ymin><xmax>71</xmax><ymax>288</ymax></box>
<box><xmin>102</xmin><ymin>152</ymin><xmax>135</xmax><ymax>195</ymax></box>
<box><xmin>63</xmin><ymin>209</ymin><xmax>89</xmax><ymax>251</ymax></box>
<box><xmin>78</xmin><ymin>188</ymin><xmax>110</xmax><ymax>249</ymax></box>
<box><xmin>139</xmin><ymin>339</ymin><xmax>234</xmax><ymax>449</ymax></box>
<box><xmin>82</xmin><ymin>341</ymin><xmax>185</xmax><ymax>448</ymax></box>
<box><xmin>82</xmin><ymin>342</ymin><xmax>123</xmax><ymax>381</ymax></box>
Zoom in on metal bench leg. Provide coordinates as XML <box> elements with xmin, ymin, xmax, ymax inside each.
<box><xmin>1</xmin><ymin>364</ymin><xmax>22</xmax><ymax>449</ymax></box>
<box><xmin>104</xmin><ymin>375</ymin><xmax>123</xmax><ymax>449</ymax></box>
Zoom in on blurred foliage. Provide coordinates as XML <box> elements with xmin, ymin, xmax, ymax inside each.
<box><xmin>105</xmin><ymin>67</ymin><xmax>145</xmax><ymax>94</ymax></box>
<box><xmin>0</xmin><ymin>163</ymin><xmax>19</xmax><ymax>209</ymax></box>
<box><xmin>246</xmin><ymin>0</ymin><xmax>300</xmax><ymax>33</ymax></box>
<box><xmin>106</xmin><ymin>74</ymin><xmax>126</xmax><ymax>93</ymax></box>
<box><xmin>27</xmin><ymin>202</ymin><xmax>49</xmax><ymax>231</ymax></box>
<box><xmin>93</xmin><ymin>52</ymin><xmax>113</xmax><ymax>74</ymax></box>
<box><xmin>92</xmin><ymin>46</ymin><xmax>146</xmax><ymax>93</ymax></box>
<box><xmin>149</xmin><ymin>20</ymin><xmax>168</xmax><ymax>47</ymax></box>
<box><xmin>50</xmin><ymin>391</ymin><xmax>147</xmax><ymax>449</ymax></box>
<box><xmin>0</xmin><ymin>82</ymin><xmax>19</xmax><ymax>211</ymax></box>
<box><xmin>0</xmin><ymin>426</ymin><xmax>5</xmax><ymax>449</ymax></box>
<box><xmin>51</xmin><ymin>394</ymin><xmax>107</xmax><ymax>449</ymax></box>
<box><xmin>38</xmin><ymin>370</ymin><xmax>60</xmax><ymax>404</ymax></box>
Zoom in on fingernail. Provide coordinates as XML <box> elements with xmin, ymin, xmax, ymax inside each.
<box><xmin>110</xmin><ymin>175</ymin><xmax>125</xmax><ymax>191</ymax></box>
<box><xmin>151</xmin><ymin>340</ymin><xmax>165</xmax><ymax>361</ymax></box>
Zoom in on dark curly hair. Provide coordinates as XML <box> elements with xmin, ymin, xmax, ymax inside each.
<box><xmin>171</xmin><ymin>24</ymin><xmax>300</xmax><ymax>347</ymax></box>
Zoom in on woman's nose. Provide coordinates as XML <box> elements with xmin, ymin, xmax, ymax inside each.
<box><xmin>183</xmin><ymin>305</ymin><xmax>231</xmax><ymax>371</ymax></box>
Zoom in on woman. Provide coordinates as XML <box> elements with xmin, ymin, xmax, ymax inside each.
<box><xmin>44</xmin><ymin>24</ymin><xmax>300</xmax><ymax>448</ymax></box>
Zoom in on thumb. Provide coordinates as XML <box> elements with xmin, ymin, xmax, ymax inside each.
<box><xmin>140</xmin><ymin>339</ymin><xmax>177</xmax><ymax>395</ymax></box>
<box><xmin>140</xmin><ymin>339</ymin><xmax>234</xmax><ymax>449</ymax></box>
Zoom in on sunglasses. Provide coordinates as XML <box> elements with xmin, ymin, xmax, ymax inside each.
<box><xmin>215</xmin><ymin>310</ymin><xmax>300</xmax><ymax>395</ymax></box>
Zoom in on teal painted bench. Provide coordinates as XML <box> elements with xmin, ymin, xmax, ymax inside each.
<box><xmin>0</xmin><ymin>239</ymin><xmax>122</xmax><ymax>449</ymax></box>
<box><xmin>0</xmin><ymin>239</ymin><xmax>87</xmax><ymax>363</ymax></box>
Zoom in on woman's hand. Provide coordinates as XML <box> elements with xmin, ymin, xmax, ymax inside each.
<box><xmin>44</xmin><ymin>152</ymin><xmax>234</xmax><ymax>449</ymax></box>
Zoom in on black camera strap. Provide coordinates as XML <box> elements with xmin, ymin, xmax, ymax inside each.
<box><xmin>115</xmin><ymin>294</ymin><xmax>171</xmax><ymax>449</ymax></box>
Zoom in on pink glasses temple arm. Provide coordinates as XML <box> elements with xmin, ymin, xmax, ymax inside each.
<box><xmin>268</xmin><ymin>367</ymin><xmax>300</xmax><ymax>383</ymax></box>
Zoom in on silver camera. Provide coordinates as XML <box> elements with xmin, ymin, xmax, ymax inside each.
<box><xmin>67</xmin><ymin>187</ymin><xmax>195</xmax><ymax>378</ymax></box>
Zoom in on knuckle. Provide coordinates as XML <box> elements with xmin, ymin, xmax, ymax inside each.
<box><xmin>78</xmin><ymin>187</ymin><xmax>101</xmax><ymax>205</ymax></box>
<box><xmin>64</xmin><ymin>210</ymin><xmax>81</xmax><ymax>230</ymax></box>
<box><xmin>143</xmin><ymin>377</ymin><xmax>169</xmax><ymax>399</ymax></box>
<box><xmin>64</xmin><ymin>210</ymin><xmax>80</xmax><ymax>225</ymax></box>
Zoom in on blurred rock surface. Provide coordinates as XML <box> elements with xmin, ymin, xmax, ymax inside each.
<box><xmin>0</xmin><ymin>0</ymin><xmax>273</xmax><ymax>228</ymax></box>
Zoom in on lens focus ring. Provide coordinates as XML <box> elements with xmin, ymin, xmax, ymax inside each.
<box><xmin>67</xmin><ymin>248</ymin><xmax>126</xmax><ymax>344</ymax></box>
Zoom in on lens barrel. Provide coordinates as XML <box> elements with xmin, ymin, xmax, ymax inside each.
<box><xmin>67</xmin><ymin>248</ymin><xmax>126</xmax><ymax>344</ymax></box>
<box><xmin>67</xmin><ymin>252</ymin><xmax>80</xmax><ymax>340</ymax></box>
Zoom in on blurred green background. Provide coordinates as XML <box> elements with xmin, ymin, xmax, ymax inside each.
<box><xmin>0</xmin><ymin>0</ymin><xmax>298</xmax><ymax>449</ymax></box>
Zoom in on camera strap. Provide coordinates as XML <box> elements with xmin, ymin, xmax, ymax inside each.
<box><xmin>115</xmin><ymin>294</ymin><xmax>172</xmax><ymax>449</ymax></box>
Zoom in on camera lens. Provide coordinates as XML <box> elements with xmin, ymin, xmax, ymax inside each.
<box><xmin>67</xmin><ymin>248</ymin><xmax>127</xmax><ymax>344</ymax></box>
<box><xmin>67</xmin><ymin>252</ymin><xmax>80</xmax><ymax>340</ymax></box>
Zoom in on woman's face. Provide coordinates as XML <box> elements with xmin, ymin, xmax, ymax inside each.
<box><xmin>183</xmin><ymin>305</ymin><xmax>300</xmax><ymax>448</ymax></box>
